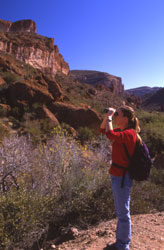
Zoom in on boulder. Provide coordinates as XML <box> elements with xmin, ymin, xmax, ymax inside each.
<box><xmin>41</xmin><ymin>105</ymin><xmax>59</xmax><ymax>127</ymax></box>
<box><xmin>8</xmin><ymin>80</ymin><xmax>54</xmax><ymax>109</ymax></box>
<box><xmin>49</xmin><ymin>102</ymin><xmax>102</xmax><ymax>134</ymax></box>
<box><xmin>0</xmin><ymin>76</ymin><xmax>5</xmax><ymax>85</ymax></box>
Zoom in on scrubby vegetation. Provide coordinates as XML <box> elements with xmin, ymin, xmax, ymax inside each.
<box><xmin>137</xmin><ymin>110</ymin><xmax>164</xmax><ymax>156</ymax></box>
<box><xmin>0</xmin><ymin>110</ymin><xmax>164</xmax><ymax>249</ymax></box>
<box><xmin>0</xmin><ymin>130</ymin><xmax>112</xmax><ymax>249</ymax></box>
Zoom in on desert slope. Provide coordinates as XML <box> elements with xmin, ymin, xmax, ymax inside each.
<box><xmin>44</xmin><ymin>212</ymin><xmax>164</xmax><ymax>250</ymax></box>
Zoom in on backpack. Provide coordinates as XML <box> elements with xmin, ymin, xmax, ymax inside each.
<box><xmin>112</xmin><ymin>139</ymin><xmax>152</xmax><ymax>188</ymax></box>
<box><xmin>123</xmin><ymin>140</ymin><xmax>152</xmax><ymax>182</ymax></box>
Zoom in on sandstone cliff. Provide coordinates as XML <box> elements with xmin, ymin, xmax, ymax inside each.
<box><xmin>70</xmin><ymin>70</ymin><xmax>124</xmax><ymax>95</ymax></box>
<box><xmin>126</xmin><ymin>86</ymin><xmax>161</xmax><ymax>98</ymax></box>
<box><xmin>0</xmin><ymin>19</ymin><xmax>36</xmax><ymax>33</ymax></box>
<box><xmin>0</xmin><ymin>19</ymin><xmax>128</xmax><ymax>135</ymax></box>
<box><xmin>0</xmin><ymin>51</ymin><xmax>102</xmax><ymax>134</ymax></box>
<box><xmin>0</xmin><ymin>19</ymin><xmax>69</xmax><ymax>76</ymax></box>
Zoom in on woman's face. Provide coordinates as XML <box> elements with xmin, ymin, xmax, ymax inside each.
<box><xmin>113</xmin><ymin>109</ymin><xmax>128</xmax><ymax>128</ymax></box>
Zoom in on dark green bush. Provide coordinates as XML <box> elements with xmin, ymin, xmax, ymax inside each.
<box><xmin>131</xmin><ymin>180</ymin><xmax>164</xmax><ymax>214</ymax></box>
<box><xmin>1</xmin><ymin>71</ymin><xmax>19</xmax><ymax>84</ymax></box>
<box><xmin>77</xmin><ymin>126</ymin><xmax>94</xmax><ymax>144</ymax></box>
<box><xmin>0</xmin><ymin>122</ymin><xmax>10</xmax><ymax>142</ymax></box>
<box><xmin>0</xmin><ymin>120</ymin><xmax>164</xmax><ymax>248</ymax></box>
<box><xmin>150</xmin><ymin>167</ymin><xmax>164</xmax><ymax>185</ymax></box>
<box><xmin>137</xmin><ymin>111</ymin><xmax>164</xmax><ymax>156</ymax></box>
<box><xmin>0</xmin><ymin>190</ymin><xmax>57</xmax><ymax>249</ymax></box>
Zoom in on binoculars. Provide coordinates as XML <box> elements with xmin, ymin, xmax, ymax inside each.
<box><xmin>103</xmin><ymin>108</ymin><xmax>118</xmax><ymax>117</ymax></box>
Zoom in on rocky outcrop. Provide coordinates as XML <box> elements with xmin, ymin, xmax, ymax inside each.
<box><xmin>10</xmin><ymin>20</ymin><xmax>37</xmax><ymax>33</ymax></box>
<box><xmin>0</xmin><ymin>19</ymin><xmax>69</xmax><ymax>76</ymax></box>
<box><xmin>0</xmin><ymin>20</ymin><xmax>11</xmax><ymax>32</ymax></box>
<box><xmin>0</xmin><ymin>51</ymin><xmax>65</xmax><ymax>108</ymax></box>
<box><xmin>0</xmin><ymin>19</ymin><xmax>36</xmax><ymax>33</ymax></box>
<box><xmin>70</xmin><ymin>70</ymin><xmax>124</xmax><ymax>95</ymax></box>
<box><xmin>37</xmin><ymin>105</ymin><xmax>60</xmax><ymax>127</ymax></box>
<box><xmin>0</xmin><ymin>52</ymin><xmax>101</xmax><ymax>133</ymax></box>
<box><xmin>49</xmin><ymin>102</ymin><xmax>102</xmax><ymax>134</ymax></box>
<box><xmin>142</xmin><ymin>88</ymin><xmax>164</xmax><ymax>111</ymax></box>
<box><xmin>0</xmin><ymin>75</ymin><xmax>5</xmax><ymax>85</ymax></box>
<box><xmin>126</xmin><ymin>86</ymin><xmax>161</xmax><ymax>98</ymax></box>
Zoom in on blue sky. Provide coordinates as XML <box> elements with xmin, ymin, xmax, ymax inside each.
<box><xmin>1</xmin><ymin>0</ymin><xmax>164</xmax><ymax>89</ymax></box>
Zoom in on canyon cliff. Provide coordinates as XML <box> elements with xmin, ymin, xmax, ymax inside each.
<box><xmin>0</xmin><ymin>19</ymin><xmax>69</xmax><ymax>76</ymax></box>
<box><xmin>0</xmin><ymin>19</ymin><xmax>127</xmax><ymax>135</ymax></box>
<box><xmin>70</xmin><ymin>70</ymin><xmax>124</xmax><ymax>95</ymax></box>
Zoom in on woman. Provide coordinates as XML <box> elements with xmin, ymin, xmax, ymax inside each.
<box><xmin>100</xmin><ymin>105</ymin><xmax>140</xmax><ymax>250</ymax></box>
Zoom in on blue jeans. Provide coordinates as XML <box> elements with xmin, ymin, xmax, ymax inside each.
<box><xmin>111</xmin><ymin>174</ymin><xmax>133</xmax><ymax>250</ymax></box>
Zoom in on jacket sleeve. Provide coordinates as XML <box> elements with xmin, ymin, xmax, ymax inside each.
<box><xmin>100</xmin><ymin>128</ymin><xmax>133</xmax><ymax>143</ymax></box>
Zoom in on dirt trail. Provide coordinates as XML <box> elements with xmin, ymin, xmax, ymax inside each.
<box><xmin>47</xmin><ymin>212</ymin><xmax>164</xmax><ymax>250</ymax></box>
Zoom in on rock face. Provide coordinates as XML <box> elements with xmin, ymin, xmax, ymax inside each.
<box><xmin>10</xmin><ymin>20</ymin><xmax>37</xmax><ymax>33</ymax></box>
<box><xmin>142</xmin><ymin>88</ymin><xmax>164</xmax><ymax>111</ymax></box>
<box><xmin>0</xmin><ymin>52</ymin><xmax>102</xmax><ymax>133</ymax></box>
<box><xmin>0</xmin><ymin>19</ymin><xmax>69</xmax><ymax>76</ymax></box>
<box><xmin>0</xmin><ymin>20</ymin><xmax>11</xmax><ymax>32</ymax></box>
<box><xmin>70</xmin><ymin>70</ymin><xmax>124</xmax><ymax>95</ymax></box>
<box><xmin>126</xmin><ymin>86</ymin><xmax>161</xmax><ymax>98</ymax></box>
<box><xmin>0</xmin><ymin>19</ymin><xmax>36</xmax><ymax>33</ymax></box>
<box><xmin>49</xmin><ymin>102</ymin><xmax>102</xmax><ymax>134</ymax></box>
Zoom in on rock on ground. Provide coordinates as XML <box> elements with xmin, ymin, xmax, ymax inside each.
<box><xmin>45</xmin><ymin>212</ymin><xmax>164</xmax><ymax>250</ymax></box>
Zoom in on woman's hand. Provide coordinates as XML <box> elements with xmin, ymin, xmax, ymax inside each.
<box><xmin>107</xmin><ymin>108</ymin><xmax>116</xmax><ymax>117</ymax></box>
<box><xmin>100</xmin><ymin>107</ymin><xmax>115</xmax><ymax>130</ymax></box>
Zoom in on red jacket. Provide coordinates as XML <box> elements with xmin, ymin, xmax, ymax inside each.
<box><xmin>100</xmin><ymin>128</ymin><xmax>137</xmax><ymax>176</ymax></box>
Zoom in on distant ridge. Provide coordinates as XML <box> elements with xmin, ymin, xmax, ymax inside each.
<box><xmin>70</xmin><ymin>70</ymin><xmax>124</xmax><ymax>95</ymax></box>
<box><xmin>126</xmin><ymin>86</ymin><xmax>161</xmax><ymax>98</ymax></box>
<box><xmin>142</xmin><ymin>88</ymin><xmax>164</xmax><ymax>110</ymax></box>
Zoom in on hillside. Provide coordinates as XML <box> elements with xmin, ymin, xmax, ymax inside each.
<box><xmin>70</xmin><ymin>70</ymin><xmax>124</xmax><ymax>94</ymax></box>
<box><xmin>141</xmin><ymin>88</ymin><xmax>164</xmax><ymax>111</ymax></box>
<box><xmin>0</xmin><ymin>19</ymin><xmax>131</xmax><ymax>137</ymax></box>
<box><xmin>126</xmin><ymin>86</ymin><xmax>164</xmax><ymax>111</ymax></box>
<box><xmin>45</xmin><ymin>212</ymin><xmax>164</xmax><ymax>250</ymax></box>
<box><xmin>0</xmin><ymin>19</ymin><xmax>164</xmax><ymax>250</ymax></box>
<box><xmin>126</xmin><ymin>86</ymin><xmax>161</xmax><ymax>98</ymax></box>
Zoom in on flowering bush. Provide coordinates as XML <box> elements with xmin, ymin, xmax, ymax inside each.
<box><xmin>0</xmin><ymin>128</ymin><xmax>163</xmax><ymax>249</ymax></box>
<box><xmin>0</xmin><ymin>131</ymin><xmax>113</xmax><ymax>248</ymax></box>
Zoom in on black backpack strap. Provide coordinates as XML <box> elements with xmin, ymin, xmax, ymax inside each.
<box><xmin>112</xmin><ymin>162</ymin><xmax>128</xmax><ymax>188</ymax></box>
<box><xmin>123</xmin><ymin>143</ymin><xmax>131</xmax><ymax>161</ymax></box>
<box><xmin>112</xmin><ymin>144</ymin><xmax>131</xmax><ymax>188</ymax></box>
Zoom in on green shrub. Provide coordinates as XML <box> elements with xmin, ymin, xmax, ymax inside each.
<box><xmin>0</xmin><ymin>190</ymin><xmax>56</xmax><ymax>249</ymax></box>
<box><xmin>136</xmin><ymin>111</ymin><xmax>164</xmax><ymax>156</ymax></box>
<box><xmin>153</xmin><ymin>152</ymin><xmax>164</xmax><ymax>170</ymax></box>
<box><xmin>0</xmin><ymin>129</ymin><xmax>164</xmax><ymax>248</ymax></box>
<box><xmin>0</xmin><ymin>132</ymin><xmax>113</xmax><ymax>248</ymax></box>
<box><xmin>1</xmin><ymin>71</ymin><xmax>19</xmax><ymax>84</ymax></box>
<box><xmin>0</xmin><ymin>122</ymin><xmax>10</xmax><ymax>142</ymax></box>
<box><xmin>150</xmin><ymin>167</ymin><xmax>164</xmax><ymax>185</ymax></box>
<box><xmin>77</xmin><ymin>126</ymin><xmax>94</xmax><ymax>144</ymax></box>
<box><xmin>131</xmin><ymin>180</ymin><xmax>164</xmax><ymax>214</ymax></box>
<box><xmin>22</xmin><ymin>118</ymin><xmax>54</xmax><ymax>143</ymax></box>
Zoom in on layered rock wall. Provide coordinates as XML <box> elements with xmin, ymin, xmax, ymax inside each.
<box><xmin>0</xmin><ymin>19</ymin><xmax>36</xmax><ymax>33</ymax></box>
<box><xmin>0</xmin><ymin>19</ymin><xmax>69</xmax><ymax>76</ymax></box>
<box><xmin>0</xmin><ymin>20</ymin><xmax>11</xmax><ymax>32</ymax></box>
<box><xmin>70</xmin><ymin>70</ymin><xmax>124</xmax><ymax>95</ymax></box>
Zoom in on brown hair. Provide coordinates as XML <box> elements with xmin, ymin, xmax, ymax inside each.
<box><xmin>119</xmin><ymin>105</ymin><xmax>140</xmax><ymax>133</ymax></box>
